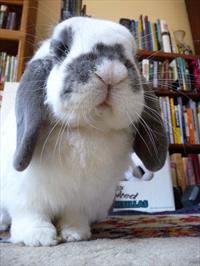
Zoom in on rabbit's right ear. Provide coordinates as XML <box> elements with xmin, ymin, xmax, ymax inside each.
<box><xmin>13</xmin><ymin>58</ymin><xmax>53</xmax><ymax>171</ymax></box>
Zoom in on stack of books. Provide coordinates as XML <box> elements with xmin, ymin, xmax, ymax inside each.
<box><xmin>0</xmin><ymin>52</ymin><xmax>17</xmax><ymax>83</ymax></box>
<box><xmin>120</xmin><ymin>15</ymin><xmax>177</xmax><ymax>53</ymax></box>
<box><xmin>0</xmin><ymin>4</ymin><xmax>17</xmax><ymax>30</ymax></box>
<box><xmin>170</xmin><ymin>153</ymin><xmax>200</xmax><ymax>192</ymax></box>
<box><xmin>159</xmin><ymin>97</ymin><xmax>200</xmax><ymax>145</ymax></box>
<box><xmin>140</xmin><ymin>58</ymin><xmax>200</xmax><ymax>91</ymax></box>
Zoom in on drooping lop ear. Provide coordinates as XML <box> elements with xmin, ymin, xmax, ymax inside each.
<box><xmin>13</xmin><ymin>58</ymin><xmax>53</xmax><ymax>171</ymax></box>
<box><xmin>133</xmin><ymin>79</ymin><xmax>168</xmax><ymax>172</ymax></box>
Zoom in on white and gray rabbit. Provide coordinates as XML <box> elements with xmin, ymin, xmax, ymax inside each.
<box><xmin>0</xmin><ymin>17</ymin><xmax>167</xmax><ymax>246</ymax></box>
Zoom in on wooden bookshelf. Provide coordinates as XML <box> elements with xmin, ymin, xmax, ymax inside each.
<box><xmin>138</xmin><ymin>49</ymin><xmax>200</xmax><ymax>155</ymax></box>
<box><xmin>137</xmin><ymin>49</ymin><xmax>199</xmax><ymax>62</ymax></box>
<box><xmin>0</xmin><ymin>0</ymin><xmax>37</xmax><ymax>89</ymax></box>
<box><xmin>169</xmin><ymin>144</ymin><xmax>200</xmax><ymax>154</ymax></box>
<box><xmin>0</xmin><ymin>28</ymin><xmax>25</xmax><ymax>40</ymax></box>
<box><xmin>154</xmin><ymin>89</ymin><xmax>200</xmax><ymax>101</ymax></box>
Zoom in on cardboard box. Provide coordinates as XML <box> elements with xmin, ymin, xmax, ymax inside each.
<box><xmin>113</xmin><ymin>154</ymin><xmax>175</xmax><ymax>213</ymax></box>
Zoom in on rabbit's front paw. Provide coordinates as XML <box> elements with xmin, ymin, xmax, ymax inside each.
<box><xmin>61</xmin><ymin>225</ymin><xmax>91</xmax><ymax>242</ymax></box>
<box><xmin>11</xmin><ymin>218</ymin><xmax>58</xmax><ymax>246</ymax></box>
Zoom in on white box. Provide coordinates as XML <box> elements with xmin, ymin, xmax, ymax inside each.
<box><xmin>113</xmin><ymin>155</ymin><xmax>175</xmax><ymax>213</ymax></box>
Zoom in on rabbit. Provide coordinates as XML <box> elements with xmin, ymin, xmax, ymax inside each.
<box><xmin>0</xmin><ymin>17</ymin><xmax>167</xmax><ymax>246</ymax></box>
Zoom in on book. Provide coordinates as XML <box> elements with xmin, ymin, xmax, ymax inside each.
<box><xmin>189</xmin><ymin>154</ymin><xmax>200</xmax><ymax>184</ymax></box>
<box><xmin>0</xmin><ymin>5</ymin><xmax>8</xmax><ymax>28</ymax></box>
<box><xmin>160</xmin><ymin>20</ymin><xmax>172</xmax><ymax>53</ymax></box>
<box><xmin>187</xmin><ymin>155</ymin><xmax>198</xmax><ymax>185</ymax></box>
<box><xmin>189</xmin><ymin>100</ymin><xmax>200</xmax><ymax>144</ymax></box>
<box><xmin>0</xmin><ymin>52</ymin><xmax>17</xmax><ymax>83</ymax></box>
<box><xmin>170</xmin><ymin>153</ymin><xmax>187</xmax><ymax>192</ymax></box>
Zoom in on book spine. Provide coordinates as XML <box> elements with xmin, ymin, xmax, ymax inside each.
<box><xmin>153</xmin><ymin>61</ymin><xmax>158</xmax><ymax>88</ymax></box>
<box><xmin>190</xmin><ymin>154</ymin><xmax>200</xmax><ymax>184</ymax></box>
<box><xmin>166</xmin><ymin>96</ymin><xmax>174</xmax><ymax>143</ymax></box>
<box><xmin>177</xmin><ymin>97</ymin><xmax>186</xmax><ymax>144</ymax></box>
<box><xmin>144</xmin><ymin>16</ymin><xmax>149</xmax><ymax>50</ymax></box>
<box><xmin>197</xmin><ymin>101</ymin><xmax>200</xmax><ymax>137</ymax></box>
<box><xmin>162</xmin><ymin>97</ymin><xmax>170</xmax><ymax>143</ymax></box>
<box><xmin>187</xmin><ymin>155</ymin><xmax>197</xmax><ymax>185</ymax></box>
<box><xmin>186</xmin><ymin>108</ymin><xmax>195</xmax><ymax>144</ymax></box>
<box><xmin>174</xmin><ymin>99</ymin><xmax>182</xmax><ymax>144</ymax></box>
<box><xmin>142</xmin><ymin>59</ymin><xmax>150</xmax><ymax>81</ymax></box>
<box><xmin>156</xmin><ymin>20</ymin><xmax>162</xmax><ymax>50</ymax></box>
<box><xmin>183</xmin><ymin>107</ymin><xmax>190</xmax><ymax>143</ymax></box>
<box><xmin>160</xmin><ymin>20</ymin><xmax>172</xmax><ymax>52</ymax></box>
<box><xmin>148</xmin><ymin>21</ymin><xmax>153</xmax><ymax>51</ymax></box>
<box><xmin>170</xmin><ymin>97</ymin><xmax>178</xmax><ymax>143</ymax></box>
<box><xmin>170</xmin><ymin>153</ymin><xmax>187</xmax><ymax>192</ymax></box>
<box><xmin>189</xmin><ymin>100</ymin><xmax>200</xmax><ymax>144</ymax></box>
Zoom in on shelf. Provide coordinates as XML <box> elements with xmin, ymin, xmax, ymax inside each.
<box><xmin>137</xmin><ymin>50</ymin><xmax>200</xmax><ymax>61</ymax></box>
<box><xmin>154</xmin><ymin>89</ymin><xmax>200</xmax><ymax>100</ymax></box>
<box><xmin>0</xmin><ymin>0</ymin><xmax>23</xmax><ymax>5</ymax></box>
<box><xmin>0</xmin><ymin>29</ymin><xmax>25</xmax><ymax>40</ymax></box>
<box><xmin>169</xmin><ymin>144</ymin><xmax>200</xmax><ymax>154</ymax></box>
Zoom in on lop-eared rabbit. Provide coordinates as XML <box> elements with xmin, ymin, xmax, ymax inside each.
<box><xmin>0</xmin><ymin>17</ymin><xmax>167</xmax><ymax>246</ymax></box>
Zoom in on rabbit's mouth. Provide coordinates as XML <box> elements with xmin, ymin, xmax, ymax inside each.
<box><xmin>97</xmin><ymin>83</ymin><xmax>113</xmax><ymax>109</ymax></box>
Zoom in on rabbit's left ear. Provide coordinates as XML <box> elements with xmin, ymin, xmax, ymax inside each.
<box><xmin>13</xmin><ymin>58</ymin><xmax>53</xmax><ymax>171</ymax></box>
<box><xmin>133</xmin><ymin>80</ymin><xmax>168</xmax><ymax>172</ymax></box>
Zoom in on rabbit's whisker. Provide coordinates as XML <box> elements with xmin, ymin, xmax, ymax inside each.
<box><xmin>40</xmin><ymin>118</ymin><xmax>61</xmax><ymax>165</ymax></box>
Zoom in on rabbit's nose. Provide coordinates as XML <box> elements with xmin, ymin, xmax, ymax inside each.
<box><xmin>95</xmin><ymin>60</ymin><xmax>128</xmax><ymax>86</ymax></box>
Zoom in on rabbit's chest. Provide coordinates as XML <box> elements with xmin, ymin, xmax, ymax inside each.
<box><xmin>37</xmin><ymin>126</ymin><xmax>133</xmax><ymax>176</ymax></box>
<box><xmin>63</xmin><ymin>128</ymin><xmax>132</xmax><ymax>172</ymax></box>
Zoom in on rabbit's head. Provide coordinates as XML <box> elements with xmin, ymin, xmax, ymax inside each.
<box><xmin>13</xmin><ymin>17</ymin><xmax>167</xmax><ymax>172</ymax></box>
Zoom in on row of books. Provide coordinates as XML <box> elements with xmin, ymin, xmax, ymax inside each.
<box><xmin>0</xmin><ymin>5</ymin><xmax>18</xmax><ymax>30</ymax></box>
<box><xmin>119</xmin><ymin>16</ymin><xmax>177</xmax><ymax>53</ymax></box>
<box><xmin>0</xmin><ymin>52</ymin><xmax>17</xmax><ymax>83</ymax></box>
<box><xmin>170</xmin><ymin>153</ymin><xmax>200</xmax><ymax>193</ymax></box>
<box><xmin>159</xmin><ymin>97</ymin><xmax>200</xmax><ymax>145</ymax></box>
<box><xmin>140</xmin><ymin>58</ymin><xmax>200</xmax><ymax>91</ymax></box>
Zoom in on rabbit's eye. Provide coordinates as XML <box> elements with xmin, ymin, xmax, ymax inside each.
<box><xmin>50</xmin><ymin>40</ymin><xmax>70</xmax><ymax>60</ymax></box>
<box><xmin>50</xmin><ymin>27</ymin><xmax>73</xmax><ymax>62</ymax></box>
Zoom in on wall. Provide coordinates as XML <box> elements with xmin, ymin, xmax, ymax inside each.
<box><xmin>35</xmin><ymin>0</ymin><xmax>61</xmax><ymax>45</ymax></box>
<box><xmin>35</xmin><ymin>0</ymin><xmax>194</xmax><ymax>51</ymax></box>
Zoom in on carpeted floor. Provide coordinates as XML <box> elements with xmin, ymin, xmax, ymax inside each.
<box><xmin>1</xmin><ymin>237</ymin><xmax>200</xmax><ymax>266</ymax></box>
<box><xmin>1</xmin><ymin>212</ymin><xmax>200</xmax><ymax>266</ymax></box>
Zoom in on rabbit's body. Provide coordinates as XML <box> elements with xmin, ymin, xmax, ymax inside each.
<box><xmin>0</xmin><ymin>17</ymin><xmax>167</xmax><ymax>246</ymax></box>
<box><xmin>1</xmin><ymin>112</ymin><xmax>132</xmax><ymax>244</ymax></box>
<box><xmin>1</xmin><ymin>117</ymin><xmax>132</xmax><ymax>221</ymax></box>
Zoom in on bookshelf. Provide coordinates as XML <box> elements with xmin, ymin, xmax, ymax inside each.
<box><xmin>0</xmin><ymin>0</ymin><xmax>37</xmax><ymax>90</ymax></box>
<box><xmin>137</xmin><ymin>49</ymin><xmax>200</xmax><ymax>157</ymax></box>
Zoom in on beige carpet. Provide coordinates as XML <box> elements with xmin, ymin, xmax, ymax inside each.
<box><xmin>1</xmin><ymin>237</ymin><xmax>200</xmax><ymax>266</ymax></box>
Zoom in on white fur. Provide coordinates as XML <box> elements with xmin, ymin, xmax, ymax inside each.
<box><xmin>0</xmin><ymin>17</ymin><xmax>144</xmax><ymax>246</ymax></box>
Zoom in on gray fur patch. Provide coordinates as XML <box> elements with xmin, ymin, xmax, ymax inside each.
<box><xmin>13</xmin><ymin>57</ymin><xmax>53</xmax><ymax>171</ymax></box>
<box><xmin>50</xmin><ymin>27</ymin><xmax>74</xmax><ymax>61</ymax></box>
<box><xmin>61</xmin><ymin>43</ymin><xmax>140</xmax><ymax>98</ymax></box>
